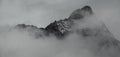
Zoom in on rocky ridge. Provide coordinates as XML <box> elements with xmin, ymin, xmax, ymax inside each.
<box><xmin>16</xmin><ymin>5</ymin><xmax>93</xmax><ymax>38</ymax></box>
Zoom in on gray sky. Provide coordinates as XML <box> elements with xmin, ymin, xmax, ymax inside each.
<box><xmin>0</xmin><ymin>0</ymin><xmax>120</xmax><ymax>40</ymax></box>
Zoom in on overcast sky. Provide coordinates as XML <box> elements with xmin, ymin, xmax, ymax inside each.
<box><xmin>0</xmin><ymin>0</ymin><xmax>120</xmax><ymax>40</ymax></box>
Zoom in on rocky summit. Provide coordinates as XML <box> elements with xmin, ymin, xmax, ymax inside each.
<box><xmin>15</xmin><ymin>5</ymin><xmax>120</xmax><ymax>57</ymax></box>
<box><xmin>16</xmin><ymin>6</ymin><xmax>94</xmax><ymax>39</ymax></box>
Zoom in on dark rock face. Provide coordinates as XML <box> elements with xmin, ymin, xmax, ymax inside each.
<box><xmin>16</xmin><ymin>18</ymin><xmax>74</xmax><ymax>39</ymax></box>
<box><xmin>16</xmin><ymin>24</ymin><xmax>48</xmax><ymax>38</ymax></box>
<box><xmin>16</xmin><ymin>24</ymin><xmax>38</xmax><ymax>29</ymax></box>
<box><xmin>45</xmin><ymin>19</ymin><xmax>74</xmax><ymax>38</ymax></box>
<box><xmin>69</xmin><ymin>5</ymin><xmax>93</xmax><ymax>19</ymax></box>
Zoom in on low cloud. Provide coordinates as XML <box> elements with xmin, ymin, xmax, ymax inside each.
<box><xmin>0</xmin><ymin>0</ymin><xmax>120</xmax><ymax>57</ymax></box>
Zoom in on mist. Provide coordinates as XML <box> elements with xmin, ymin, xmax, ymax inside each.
<box><xmin>0</xmin><ymin>23</ymin><xmax>97</xmax><ymax>57</ymax></box>
<box><xmin>0</xmin><ymin>0</ymin><xmax>120</xmax><ymax>57</ymax></box>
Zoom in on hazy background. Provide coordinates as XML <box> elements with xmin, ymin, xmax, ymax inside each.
<box><xmin>0</xmin><ymin>0</ymin><xmax>120</xmax><ymax>40</ymax></box>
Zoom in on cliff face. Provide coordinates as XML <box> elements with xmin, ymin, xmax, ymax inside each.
<box><xmin>45</xmin><ymin>19</ymin><xmax>73</xmax><ymax>38</ymax></box>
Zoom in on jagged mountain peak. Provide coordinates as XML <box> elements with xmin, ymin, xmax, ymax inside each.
<box><xmin>15</xmin><ymin>5</ymin><xmax>116</xmax><ymax>40</ymax></box>
<box><xmin>81</xmin><ymin>5</ymin><xmax>93</xmax><ymax>14</ymax></box>
<box><xmin>15</xmin><ymin>6</ymin><xmax>103</xmax><ymax>39</ymax></box>
<box><xmin>69</xmin><ymin>5</ymin><xmax>93</xmax><ymax>19</ymax></box>
<box><xmin>45</xmin><ymin>18</ymin><xmax>74</xmax><ymax>38</ymax></box>
<box><xmin>13</xmin><ymin>5</ymin><xmax>120</xmax><ymax>57</ymax></box>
